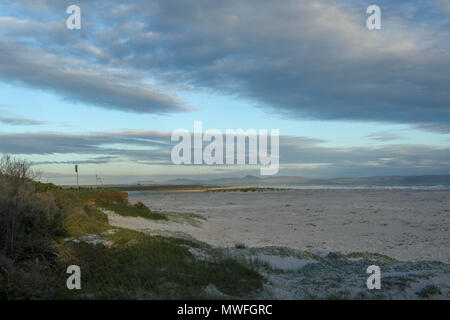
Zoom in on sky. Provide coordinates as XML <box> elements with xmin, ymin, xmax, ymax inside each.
<box><xmin>0</xmin><ymin>0</ymin><xmax>449</xmax><ymax>185</ymax></box>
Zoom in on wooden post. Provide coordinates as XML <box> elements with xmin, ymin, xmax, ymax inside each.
<box><xmin>75</xmin><ymin>165</ymin><xmax>79</xmax><ymax>188</ymax></box>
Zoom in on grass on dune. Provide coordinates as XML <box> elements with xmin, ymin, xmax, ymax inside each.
<box><xmin>1</xmin><ymin>165</ymin><xmax>263</xmax><ymax>299</ymax></box>
<box><xmin>41</xmin><ymin>186</ymin><xmax>167</xmax><ymax>229</ymax></box>
<box><xmin>1</xmin><ymin>155</ymin><xmax>263</xmax><ymax>300</ymax></box>
<box><xmin>96</xmin><ymin>199</ymin><xmax>167</xmax><ymax>220</ymax></box>
<box><xmin>57</xmin><ymin>228</ymin><xmax>264</xmax><ymax>299</ymax></box>
<box><xmin>64</xmin><ymin>205</ymin><xmax>109</xmax><ymax>238</ymax></box>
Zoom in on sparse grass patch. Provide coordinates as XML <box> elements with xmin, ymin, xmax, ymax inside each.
<box><xmin>163</xmin><ymin>211</ymin><xmax>206</xmax><ymax>226</ymax></box>
<box><xmin>383</xmin><ymin>275</ymin><xmax>414</xmax><ymax>291</ymax></box>
<box><xmin>96</xmin><ymin>199</ymin><xmax>167</xmax><ymax>220</ymax></box>
<box><xmin>326</xmin><ymin>251</ymin><xmax>396</xmax><ymax>263</ymax></box>
<box><xmin>163</xmin><ymin>237</ymin><xmax>203</xmax><ymax>249</ymax></box>
<box><xmin>64</xmin><ymin>205</ymin><xmax>109</xmax><ymax>238</ymax></box>
<box><xmin>59</xmin><ymin>229</ymin><xmax>264</xmax><ymax>299</ymax></box>
<box><xmin>416</xmin><ymin>284</ymin><xmax>441</xmax><ymax>298</ymax></box>
<box><xmin>346</xmin><ymin>252</ymin><xmax>396</xmax><ymax>263</ymax></box>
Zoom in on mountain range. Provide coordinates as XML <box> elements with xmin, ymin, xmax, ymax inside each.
<box><xmin>137</xmin><ymin>175</ymin><xmax>450</xmax><ymax>187</ymax></box>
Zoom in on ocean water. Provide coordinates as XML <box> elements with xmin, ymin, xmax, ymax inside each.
<box><xmin>276</xmin><ymin>184</ymin><xmax>450</xmax><ymax>190</ymax></box>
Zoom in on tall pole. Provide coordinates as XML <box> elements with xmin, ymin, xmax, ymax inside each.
<box><xmin>75</xmin><ymin>165</ymin><xmax>79</xmax><ymax>188</ymax></box>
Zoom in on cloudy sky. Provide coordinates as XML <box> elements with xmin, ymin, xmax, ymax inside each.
<box><xmin>0</xmin><ymin>0</ymin><xmax>449</xmax><ymax>184</ymax></box>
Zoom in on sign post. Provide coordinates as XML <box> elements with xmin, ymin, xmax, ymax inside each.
<box><xmin>75</xmin><ymin>165</ymin><xmax>79</xmax><ymax>188</ymax></box>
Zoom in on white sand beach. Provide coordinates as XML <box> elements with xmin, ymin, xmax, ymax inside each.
<box><xmin>103</xmin><ymin>189</ymin><xmax>450</xmax><ymax>299</ymax></box>
<box><xmin>118</xmin><ymin>189</ymin><xmax>450</xmax><ymax>262</ymax></box>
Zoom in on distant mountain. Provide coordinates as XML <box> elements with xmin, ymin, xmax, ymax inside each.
<box><xmin>161</xmin><ymin>175</ymin><xmax>450</xmax><ymax>187</ymax></box>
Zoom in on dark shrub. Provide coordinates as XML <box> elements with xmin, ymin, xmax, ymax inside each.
<box><xmin>0</xmin><ymin>155</ymin><xmax>66</xmax><ymax>261</ymax></box>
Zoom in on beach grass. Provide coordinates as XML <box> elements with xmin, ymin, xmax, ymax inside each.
<box><xmin>1</xmin><ymin>177</ymin><xmax>264</xmax><ymax>299</ymax></box>
<box><xmin>96</xmin><ymin>199</ymin><xmax>167</xmax><ymax>220</ymax></box>
<box><xmin>56</xmin><ymin>228</ymin><xmax>264</xmax><ymax>299</ymax></box>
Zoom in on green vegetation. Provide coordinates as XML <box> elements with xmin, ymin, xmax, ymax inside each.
<box><xmin>57</xmin><ymin>229</ymin><xmax>263</xmax><ymax>299</ymax></box>
<box><xmin>327</xmin><ymin>251</ymin><xmax>396</xmax><ymax>263</ymax></box>
<box><xmin>345</xmin><ymin>252</ymin><xmax>396</xmax><ymax>263</ymax></box>
<box><xmin>96</xmin><ymin>199</ymin><xmax>167</xmax><ymax>220</ymax></box>
<box><xmin>383</xmin><ymin>275</ymin><xmax>414</xmax><ymax>291</ymax></box>
<box><xmin>416</xmin><ymin>284</ymin><xmax>441</xmax><ymax>298</ymax></box>
<box><xmin>162</xmin><ymin>211</ymin><xmax>206</xmax><ymax>227</ymax></box>
<box><xmin>0</xmin><ymin>155</ymin><xmax>66</xmax><ymax>260</ymax></box>
<box><xmin>65</xmin><ymin>205</ymin><xmax>109</xmax><ymax>238</ymax></box>
<box><xmin>0</xmin><ymin>155</ymin><xmax>264</xmax><ymax>299</ymax></box>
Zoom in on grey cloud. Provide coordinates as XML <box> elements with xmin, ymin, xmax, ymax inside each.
<box><xmin>0</xmin><ymin>131</ymin><xmax>172</xmax><ymax>165</ymax></box>
<box><xmin>367</xmin><ymin>131</ymin><xmax>402</xmax><ymax>142</ymax></box>
<box><xmin>32</xmin><ymin>156</ymin><xmax>119</xmax><ymax>165</ymax></box>
<box><xmin>97</xmin><ymin>0</ymin><xmax>450</xmax><ymax>127</ymax></box>
<box><xmin>0</xmin><ymin>116</ymin><xmax>45</xmax><ymax>126</ymax></box>
<box><xmin>0</xmin><ymin>40</ymin><xmax>188</xmax><ymax>114</ymax></box>
<box><xmin>1</xmin><ymin>0</ymin><xmax>449</xmax><ymax>126</ymax></box>
<box><xmin>0</xmin><ymin>131</ymin><xmax>169</xmax><ymax>153</ymax></box>
<box><xmin>411</xmin><ymin>123</ymin><xmax>450</xmax><ymax>134</ymax></box>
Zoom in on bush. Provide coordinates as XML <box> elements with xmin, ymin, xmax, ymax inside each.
<box><xmin>0</xmin><ymin>155</ymin><xmax>66</xmax><ymax>261</ymax></box>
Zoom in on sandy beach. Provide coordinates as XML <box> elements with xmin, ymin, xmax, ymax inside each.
<box><xmin>100</xmin><ymin>189</ymin><xmax>450</xmax><ymax>299</ymax></box>
<box><xmin>120</xmin><ymin>189</ymin><xmax>450</xmax><ymax>263</ymax></box>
